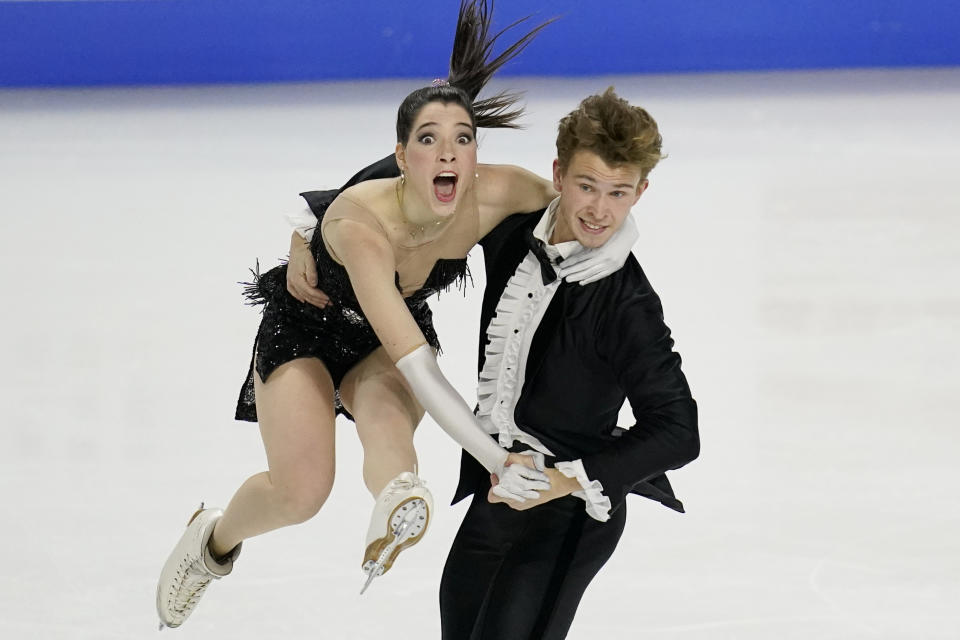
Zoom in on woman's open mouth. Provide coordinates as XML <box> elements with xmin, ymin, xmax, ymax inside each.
<box><xmin>433</xmin><ymin>172</ymin><xmax>458</xmax><ymax>203</ymax></box>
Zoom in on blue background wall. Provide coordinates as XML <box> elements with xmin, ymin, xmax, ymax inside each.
<box><xmin>2</xmin><ymin>0</ymin><xmax>959</xmax><ymax>88</ymax></box>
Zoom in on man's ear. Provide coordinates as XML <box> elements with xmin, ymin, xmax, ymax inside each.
<box><xmin>634</xmin><ymin>179</ymin><xmax>649</xmax><ymax>203</ymax></box>
<box><xmin>552</xmin><ymin>159</ymin><xmax>563</xmax><ymax>192</ymax></box>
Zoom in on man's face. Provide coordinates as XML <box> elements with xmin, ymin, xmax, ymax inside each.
<box><xmin>551</xmin><ymin>150</ymin><xmax>647</xmax><ymax>248</ymax></box>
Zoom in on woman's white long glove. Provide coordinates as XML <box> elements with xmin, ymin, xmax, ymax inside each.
<box><xmin>559</xmin><ymin>213</ymin><xmax>639</xmax><ymax>284</ymax></box>
<box><xmin>395</xmin><ymin>345</ymin><xmax>550</xmax><ymax>501</ymax></box>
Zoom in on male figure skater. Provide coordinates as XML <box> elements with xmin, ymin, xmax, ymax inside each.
<box><xmin>438</xmin><ymin>88</ymin><xmax>700</xmax><ymax>640</ymax></box>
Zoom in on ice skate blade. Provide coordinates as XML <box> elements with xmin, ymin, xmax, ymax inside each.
<box><xmin>360</xmin><ymin>497</ymin><xmax>429</xmax><ymax>579</ymax></box>
<box><xmin>359</xmin><ymin>501</ymin><xmax>427</xmax><ymax>594</ymax></box>
<box><xmin>359</xmin><ymin>569</ymin><xmax>378</xmax><ymax>595</ymax></box>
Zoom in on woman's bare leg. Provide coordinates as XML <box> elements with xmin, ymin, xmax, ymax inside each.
<box><xmin>339</xmin><ymin>347</ymin><xmax>432</xmax><ymax>585</ymax></box>
<box><xmin>208</xmin><ymin>357</ymin><xmax>338</xmax><ymax>557</ymax></box>
<box><xmin>339</xmin><ymin>347</ymin><xmax>425</xmax><ymax>498</ymax></box>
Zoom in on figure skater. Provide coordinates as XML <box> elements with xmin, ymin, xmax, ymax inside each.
<box><xmin>155</xmin><ymin>1</ymin><xmax>636</xmax><ymax>629</ymax></box>
<box><xmin>440</xmin><ymin>88</ymin><xmax>699</xmax><ymax>639</ymax></box>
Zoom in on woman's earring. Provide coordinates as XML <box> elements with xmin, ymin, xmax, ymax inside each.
<box><xmin>400</xmin><ymin>170</ymin><xmax>406</xmax><ymax>186</ymax></box>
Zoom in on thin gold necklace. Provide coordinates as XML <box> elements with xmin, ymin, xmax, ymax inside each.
<box><xmin>396</xmin><ymin>177</ymin><xmax>451</xmax><ymax>240</ymax></box>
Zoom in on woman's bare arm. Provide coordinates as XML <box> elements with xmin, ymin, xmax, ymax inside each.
<box><xmin>475</xmin><ymin>162</ymin><xmax>639</xmax><ymax>284</ymax></box>
<box><xmin>476</xmin><ymin>164</ymin><xmax>557</xmax><ymax>239</ymax></box>
<box><xmin>325</xmin><ymin>207</ymin><xmax>550</xmax><ymax>497</ymax></box>
<box><xmin>323</xmin><ymin>215</ymin><xmax>424</xmax><ymax>361</ymax></box>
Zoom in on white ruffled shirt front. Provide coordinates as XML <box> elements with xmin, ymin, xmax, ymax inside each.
<box><xmin>476</xmin><ymin>199</ymin><xmax>612</xmax><ymax>522</ymax></box>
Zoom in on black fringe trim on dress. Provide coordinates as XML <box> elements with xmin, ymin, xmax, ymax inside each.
<box><xmin>425</xmin><ymin>258</ymin><xmax>474</xmax><ymax>300</ymax></box>
<box><xmin>240</xmin><ymin>259</ymin><xmax>288</xmax><ymax>309</ymax></box>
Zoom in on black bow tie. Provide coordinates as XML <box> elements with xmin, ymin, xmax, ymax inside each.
<box><xmin>525</xmin><ymin>228</ymin><xmax>560</xmax><ymax>285</ymax></box>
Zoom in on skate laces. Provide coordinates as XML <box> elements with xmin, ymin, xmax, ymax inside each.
<box><xmin>168</xmin><ymin>555</ymin><xmax>214</xmax><ymax>618</ymax></box>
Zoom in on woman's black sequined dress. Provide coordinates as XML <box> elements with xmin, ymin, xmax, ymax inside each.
<box><xmin>235</xmin><ymin>184</ymin><xmax>470</xmax><ymax>422</ymax></box>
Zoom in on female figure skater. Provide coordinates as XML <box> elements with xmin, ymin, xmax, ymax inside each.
<box><xmin>155</xmin><ymin>1</ymin><xmax>635</xmax><ymax>629</ymax></box>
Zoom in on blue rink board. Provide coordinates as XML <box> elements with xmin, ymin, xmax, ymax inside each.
<box><xmin>2</xmin><ymin>0</ymin><xmax>958</xmax><ymax>87</ymax></box>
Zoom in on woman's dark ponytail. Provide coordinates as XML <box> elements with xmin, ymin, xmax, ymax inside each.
<box><xmin>396</xmin><ymin>0</ymin><xmax>554</xmax><ymax>143</ymax></box>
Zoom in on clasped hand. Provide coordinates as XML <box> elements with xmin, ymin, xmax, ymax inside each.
<box><xmin>490</xmin><ymin>451</ymin><xmax>550</xmax><ymax>502</ymax></box>
<box><xmin>489</xmin><ymin>452</ymin><xmax>581</xmax><ymax>511</ymax></box>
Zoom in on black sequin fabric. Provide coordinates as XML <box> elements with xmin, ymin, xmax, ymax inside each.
<box><xmin>235</xmin><ymin>188</ymin><xmax>471</xmax><ymax>423</ymax></box>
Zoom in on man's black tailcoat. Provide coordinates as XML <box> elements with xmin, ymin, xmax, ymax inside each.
<box><xmin>452</xmin><ymin>210</ymin><xmax>699</xmax><ymax>514</ymax></box>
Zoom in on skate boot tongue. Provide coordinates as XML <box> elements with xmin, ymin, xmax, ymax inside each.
<box><xmin>382</xmin><ymin>471</ymin><xmax>418</xmax><ymax>494</ymax></box>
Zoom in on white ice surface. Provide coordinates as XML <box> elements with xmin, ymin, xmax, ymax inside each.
<box><xmin>1</xmin><ymin>69</ymin><xmax>958</xmax><ymax>639</ymax></box>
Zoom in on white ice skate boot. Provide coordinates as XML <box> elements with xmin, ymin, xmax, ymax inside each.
<box><xmin>360</xmin><ymin>471</ymin><xmax>433</xmax><ymax>594</ymax></box>
<box><xmin>155</xmin><ymin>504</ymin><xmax>241</xmax><ymax>629</ymax></box>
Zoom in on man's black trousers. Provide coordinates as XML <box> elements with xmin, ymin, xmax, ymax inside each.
<box><xmin>440</xmin><ymin>493</ymin><xmax>626</xmax><ymax>640</ymax></box>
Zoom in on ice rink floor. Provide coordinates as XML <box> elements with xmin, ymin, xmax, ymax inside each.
<box><xmin>2</xmin><ymin>68</ymin><xmax>959</xmax><ymax>639</ymax></box>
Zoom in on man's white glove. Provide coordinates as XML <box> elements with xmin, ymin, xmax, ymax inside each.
<box><xmin>492</xmin><ymin>450</ymin><xmax>549</xmax><ymax>502</ymax></box>
<box><xmin>559</xmin><ymin>214</ymin><xmax>638</xmax><ymax>285</ymax></box>
<box><xmin>395</xmin><ymin>346</ymin><xmax>551</xmax><ymax>498</ymax></box>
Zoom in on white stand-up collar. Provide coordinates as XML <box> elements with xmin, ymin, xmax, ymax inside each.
<box><xmin>533</xmin><ymin>197</ymin><xmax>586</xmax><ymax>263</ymax></box>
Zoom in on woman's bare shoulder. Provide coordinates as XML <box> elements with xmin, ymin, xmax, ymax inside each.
<box><xmin>323</xmin><ymin>213</ymin><xmax>395</xmax><ymax>269</ymax></box>
<box><xmin>321</xmin><ymin>184</ymin><xmax>397</xmax><ymax>263</ymax></box>
<box><xmin>326</xmin><ymin>179</ymin><xmax>399</xmax><ymax>229</ymax></box>
<box><xmin>339</xmin><ymin>178</ymin><xmax>396</xmax><ymax>208</ymax></box>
